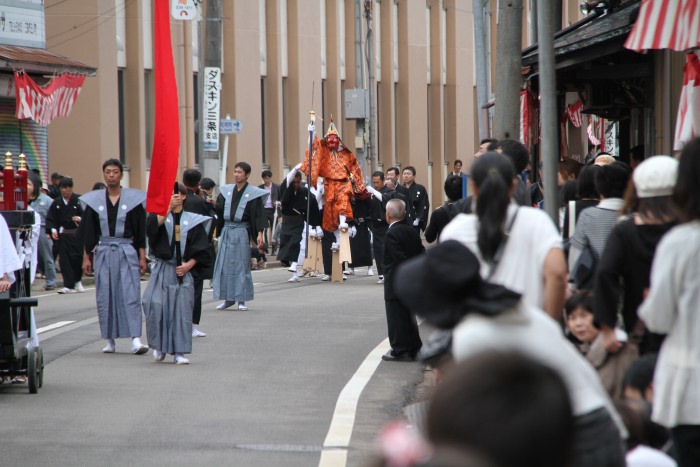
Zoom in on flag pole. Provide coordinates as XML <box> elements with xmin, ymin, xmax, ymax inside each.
<box><xmin>305</xmin><ymin>111</ymin><xmax>315</xmax><ymax>258</ymax></box>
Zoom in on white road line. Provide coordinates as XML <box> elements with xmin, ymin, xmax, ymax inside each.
<box><xmin>318</xmin><ymin>337</ymin><xmax>391</xmax><ymax>467</ymax></box>
<box><xmin>33</xmin><ymin>287</ymin><xmax>96</xmax><ymax>298</ymax></box>
<box><xmin>38</xmin><ymin>316</ymin><xmax>99</xmax><ymax>341</ymax></box>
<box><xmin>37</xmin><ymin>321</ymin><xmax>75</xmax><ymax>334</ymax></box>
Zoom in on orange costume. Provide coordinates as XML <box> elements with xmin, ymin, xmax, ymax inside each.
<box><xmin>301</xmin><ymin>124</ymin><xmax>367</xmax><ymax>233</ymax></box>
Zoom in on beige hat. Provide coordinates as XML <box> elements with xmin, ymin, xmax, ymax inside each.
<box><xmin>633</xmin><ymin>155</ymin><xmax>678</xmax><ymax>198</ymax></box>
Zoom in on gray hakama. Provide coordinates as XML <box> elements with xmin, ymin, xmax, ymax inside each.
<box><xmin>80</xmin><ymin>188</ymin><xmax>146</xmax><ymax>339</ymax></box>
<box><xmin>212</xmin><ymin>184</ymin><xmax>268</xmax><ymax>302</ymax></box>
<box><xmin>142</xmin><ymin>212</ymin><xmax>210</xmax><ymax>355</ymax></box>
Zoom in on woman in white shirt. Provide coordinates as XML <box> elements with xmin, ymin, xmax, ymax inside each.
<box><xmin>639</xmin><ymin>137</ymin><xmax>700</xmax><ymax>467</ymax></box>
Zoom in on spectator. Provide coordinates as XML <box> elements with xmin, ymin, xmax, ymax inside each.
<box><xmin>562</xmin><ymin>165</ymin><xmax>601</xmax><ymax>240</ymax></box>
<box><xmin>494</xmin><ymin>139</ymin><xmax>531</xmax><ymax>206</ymax></box>
<box><xmin>48</xmin><ymin>172</ymin><xmax>62</xmax><ymax>199</ymax></box>
<box><xmin>424</xmin><ymin>175</ymin><xmax>463</xmax><ymax>243</ymax></box>
<box><xmin>638</xmin><ymin>137</ymin><xmax>700</xmax><ymax>467</ymax></box>
<box><xmin>558</xmin><ymin>158</ymin><xmax>584</xmax><ymax>186</ymax></box>
<box><xmin>616</xmin><ymin>399</ymin><xmax>676</xmax><ymax>467</ymax></box>
<box><xmin>595</xmin><ymin>153</ymin><xmax>616</xmax><ymax>166</ymax></box>
<box><xmin>27</xmin><ymin>171</ymin><xmax>56</xmax><ymax>290</ymax></box>
<box><xmin>426</xmin><ymin>352</ymin><xmax>574</xmax><ymax>467</ymax></box>
<box><xmin>565</xmin><ymin>290</ymin><xmax>638</xmax><ymax>400</ymax></box>
<box><xmin>622</xmin><ymin>354</ymin><xmax>657</xmax><ymax>404</ymax></box>
<box><xmin>595</xmin><ymin>156</ymin><xmax>679</xmax><ymax>356</ymax></box>
<box><xmin>440</xmin><ymin>152</ymin><xmax>567</xmax><ymax>320</ymax></box>
<box><xmin>569</xmin><ymin>161</ymin><xmax>631</xmax><ymax>289</ymax></box>
<box><xmin>395</xmin><ymin>240</ymin><xmax>626</xmax><ymax>467</ymax></box>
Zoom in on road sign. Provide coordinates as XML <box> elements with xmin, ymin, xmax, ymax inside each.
<box><xmin>171</xmin><ymin>0</ymin><xmax>198</xmax><ymax>21</ymax></box>
<box><xmin>220</xmin><ymin>119</ymin><xmax>242</xmax><ymax>135</ymax></box>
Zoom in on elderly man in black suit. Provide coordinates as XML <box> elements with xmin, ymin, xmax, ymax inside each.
<box><xmin>382</xmin><ymin>198</ymin><xmax>424</xmax><ymax>362</ymax></box>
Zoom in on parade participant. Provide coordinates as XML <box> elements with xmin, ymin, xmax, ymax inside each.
<box><xmin>182</xmin><ymin>169</ymin><xmax>216</xmax><ymax>338</ymax></box>
<box><xmin>367</xmin><ymin>172</ymin><xmax>401</xmax><ymax>284</ymax></box>
<box><xmin>402</xmin><ymin>166</ymin><xmax>430</xmax><ymax>231</ymax></box>
<box><xmin>382</xmin><ymin>199</ymin><xmax>424</xmax><ymax>362</ymax></box>
<box><xmin>212</xmin><ymin>162</ymin><xmax>268</xmax><ymax>311</ymax></box>
<box><xmin>258</xmin><ymin>169</ymin><xmax>281</xmax><ymax>247</ymax></box>
<box><xmin>278</xmin><ymin>168</ymin><xmax>321</xmax><ymax>282</ymax></box>
<box><xmin>347</xmin><ymin>196</ymin><xmax>373</xmax><ymax>276</ymax></box>
<box><xmin>80</xmin><ymin>159</ymin><xmax>148</xmax><ymax>355</ymax></box>
<box><xmin>46</xmin><ymin>177</ymin><xmax>85</xmax><ymax>294</ymax></box>
<box><xmin>301</xmin><ymin>119</ymin><xmax>366</xmax><ymax>246</ymax></box>
<box><xmin>48</xmin><ymin>172</ymin><xmax>62</xmax><ymax>199</ymax></box>
<box><xmin>143</xmin><ymin>186</ymin><xmax>212</xmax><ymax>364</ymax></box>
<box><xmin>27</xmin><ymin>171</ymin><xmax>56</xmax><ymax>291</ymax></box>
<box><xmin>440</xmin><ymin>152</ymin><xmax>567</xmax><ymax>320</ymax></box>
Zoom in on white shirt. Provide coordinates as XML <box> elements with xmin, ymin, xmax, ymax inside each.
<box><xmin>626</xmin><ymin>445</ymin><xmax>676</xmax><ymax>467</ymax></box>
<box><xmin>0</xmin><ymin>215</ymin><xmax>22</xmax><ymax>285</ymax></box>
<box><xmin>639</xmin><ymin>221</ymin><xmax>700</xmax><ymax>427</ymax></box>
<box><xmin>440</xmin><ymin>204</ymin><xmax>562</xmax><ymax>309</ymax></box>
<box><xmin>452</xmin><ymin>302</ymin><xmax>625</xmax><ymax>435</ymax></box>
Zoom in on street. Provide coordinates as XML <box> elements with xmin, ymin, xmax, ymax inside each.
<box><xmin>0</xmin><ymin>266</ymin><xmax>427</xmax><ymax>467</ymax></box>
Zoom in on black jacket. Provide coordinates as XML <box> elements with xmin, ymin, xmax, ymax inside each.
<box><xmin>383</xmin><ymin>222</ymin><xmax>425</xmax><ymax>300</ymax></box>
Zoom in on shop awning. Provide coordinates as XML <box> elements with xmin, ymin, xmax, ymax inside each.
<box><xmin>0</xmin><ymin>45</ymin><xmax>95</xmax><ymax>76</ymax></box>
<box><xmin>625</xmin><ymin>0</ymin><xmax>700</xmax><ymax>52</ymax></box>
<box><xmin>522</xmin><ymin>2</ymin><xmax>641</xmax><ymax>68</ymax></box>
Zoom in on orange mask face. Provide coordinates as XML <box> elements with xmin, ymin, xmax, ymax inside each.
<box><xmin>326</xmin><ymin>134</ymin><xmax>340</xmax><ymax>149</ymax></box>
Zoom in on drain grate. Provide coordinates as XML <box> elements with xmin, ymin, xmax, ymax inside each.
<box><xmin>234</xmin><ymin>444</ymin><xmax>347</xmax><ymax>453</ymax></box>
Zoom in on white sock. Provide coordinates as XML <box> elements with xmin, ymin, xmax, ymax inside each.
<box><xmin>132</xmin><ymin>337</ymin><xmax>143</xmax><ymax>348</ymax></box>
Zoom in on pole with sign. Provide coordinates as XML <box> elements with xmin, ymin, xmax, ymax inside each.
<box><xmin>219</xmin><ymin>115</ymin><xmax>243</xmax><ymax>187</ymax></box>
<box><xmin>171</xmin><ymin>0</ymin><xmax>198</xmax><ymax>20</ymax></box>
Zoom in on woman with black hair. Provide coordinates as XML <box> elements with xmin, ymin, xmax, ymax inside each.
<box><xmin>424</xmin><ymin>174</ymin><xmax>464</xmax><ymax>243</ymax></box>
<box><xmin>639</xmin><ymin>138</ymin><xmax>700</xmax><ymax>467</ymax></box>
<box><xmin>440</xmin><ymin>152</ymin><xmax>567</xmax><ymax>320</ymax></box>
<box><xmin>562</xmin><ymin>165</ymin><xmax>601</xmax><ymax>240</ymax></box>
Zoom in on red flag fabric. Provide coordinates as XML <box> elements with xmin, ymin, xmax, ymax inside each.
<box><xmin>146</xmin><ymin>0</ymin><xmax>181</xmax><ymax>216</ymax></box>
<box><xmin>15</xmin><ymin>72</ymin><xmax>86</xmax><ymax>126</ymax></box>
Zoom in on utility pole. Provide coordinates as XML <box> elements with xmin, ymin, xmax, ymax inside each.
<box><xmin>354</xmin><ymin>0</ymin><xmax>366</xmax><ymax>174</ymax></box>
<box><xmin>472</xmin><ymin>0</ymin><xmax>489</xmax><ymax>141</ymax></box>
<box><xmin>364</xmin><ymin>0</ymin><xmax>376</xmax><ymax>174</ymax></box>
<box><xmin>493</xmin><ymin>0</ymin><xmax>522</xmax><ymax>140</ymax></box>
<box><xmin>537</xmin><ymin>0</ymin><xmax>559</xmax><ymax>224</ymax></box>
<box><xmin>201</xmin><ymin>0</ymin><xmax>222</xmax><ymax>177</ymax></box>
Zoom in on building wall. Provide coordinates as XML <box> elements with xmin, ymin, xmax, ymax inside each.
<box><xmin>45</xmin><ymin>0</ymin><xmax>477</xmax><ymax>206</ymax></box>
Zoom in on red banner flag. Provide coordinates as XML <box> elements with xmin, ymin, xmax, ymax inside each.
<box><xmin>146</xmin><ymin>0</ymin><xmax>181</xmax><ymax>216</ymax></box>
<box><xmin>15</xmin><ymin>72</ymin><xmax>86</xmax><ymax>126</ymax></box>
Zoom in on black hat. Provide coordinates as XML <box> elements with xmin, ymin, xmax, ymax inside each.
<box><xmin>395</xmin><ymin>240</ymin><xmax>521</xmax><ymax>329</ymax></box>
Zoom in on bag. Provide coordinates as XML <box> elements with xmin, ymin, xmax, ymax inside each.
<box><xmin>571</xmin><ymin>244</ymin><xmax>598</xmax><ymax>290</ymax></box>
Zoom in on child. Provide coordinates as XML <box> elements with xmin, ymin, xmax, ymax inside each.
<box><xmin>565</xmin><ymin>290</ymin><xmax>637</xmax><ymax>399</ymax></box>
<box><xmin>250</xmin><ymin>244</ymin><xmax>267</xmax><ymax>270</ymax></box>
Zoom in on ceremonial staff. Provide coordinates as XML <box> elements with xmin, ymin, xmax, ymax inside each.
<box><xmin>172</xmin><ymin>182</ymin><xmax>183</xmax><ymax>285</ymax></box>
<box><xmin>305</xmin><ymin>111</ymin><xmax>315</xmax><ymax>257</ymax></box>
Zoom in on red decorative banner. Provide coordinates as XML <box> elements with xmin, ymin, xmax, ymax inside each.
<box><xmin>15</xmin><ymin>71</ymin><xmax>85</xmax><ymax>126</ymax></box>
<box><xmin>146</xmin><ymin>0</ymin><xmax>181</xmax><ymax>216</ymax></box>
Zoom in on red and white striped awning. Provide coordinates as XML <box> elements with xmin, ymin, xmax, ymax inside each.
<box><xmin>624</xmin><ymin>0</ymin><xmax>700</xmax><ymax>52</ymax></box>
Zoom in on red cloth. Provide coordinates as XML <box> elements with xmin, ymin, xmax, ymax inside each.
<box><xmin>146</xmin><ymin>0</ymin><xmax>180</xmax><ymax>216</ymax></box>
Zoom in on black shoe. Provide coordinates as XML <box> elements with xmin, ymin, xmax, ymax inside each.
<box><xmin>381</xmin><ymin>351</ymin><xmax>415</xmax><ymax>362</ymax></box>
<box><xmin>44</xmin><ymin>285</ymin><xmax>55</xmax><ymax>291</ymax></box>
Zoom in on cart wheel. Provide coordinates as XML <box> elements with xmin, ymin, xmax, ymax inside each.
<box><xmin>37</xmin><ymin>348</ymin><xmax>44</xmax><ymax>389</ymax></box>
<box><xmin>27</xmin><ymin>350</ymin><xmax>38</xmax><ymax>394</ymax></box>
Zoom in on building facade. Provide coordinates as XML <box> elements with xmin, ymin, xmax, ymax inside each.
<box><xmin>45</xmin><ymin>0</ymin><xmax>478</xmax><ymax>207</ymax></box>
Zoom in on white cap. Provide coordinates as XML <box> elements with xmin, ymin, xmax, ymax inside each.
<box><xmin>633</xmin><ymin>155</ymin><xmax>678</xmax><ymax>198</ymax></box>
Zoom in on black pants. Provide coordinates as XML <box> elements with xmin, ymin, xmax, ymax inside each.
<box><xmin>263</xmin><ymin>207</ymin><xmax>275</xmax><ymax>244</ymax></box>
<box><xmin>58</xmin><ymin>232</ymin><xmax>83</xmax><ymax>289</ymax></box>
<box><xmin>321</xmin><ymin>229</ymin><xmax>334</xmax><ymax>275</ymax></box>
<box><xmin>672</xmin><ymin>425</ymin><xmax>700</xmax><ymax>467</ymax></box>
<box><xmin>372</xmin><ymin>225</ymin><xmax>387</xmax><ymax>276</ymax></box>
<box><xmin>384</xmin><ymin>298</ymin><xmax>422</xmax><ymax>357</ymax></box>
<box><xmin>192</xmin><ymin>274</ymin><xmax>203</xmax><ymax>325</ymax></box>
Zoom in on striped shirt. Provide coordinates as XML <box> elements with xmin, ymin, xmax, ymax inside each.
<box><xmin>571</xmin><ymin>198</ymin><xmax>624</xmax><ymax>257</ymax></box>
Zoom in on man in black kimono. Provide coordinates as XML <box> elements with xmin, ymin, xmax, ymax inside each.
<box><xmin>277</xmin><ymin>168</ymin><xmax>321</xmax><ymax>282</ymax></box>
<box><xmin>386</xmin><ymin>167</ymin><xmax>413</xmax><ymax>226</ymax></box>
<box><xmin>367</xmin><ymin>172</ymin><xmax>405</xmax><ymax>285</ymax></box>
<box><xmin>46</xmin><ymin>177</ymin><xmax>84</xmax><ymax>294</ymax></box>
<box><xmin>80</xmin><ymin>159</ymin><xmax>148</xmax><ymax>355</ymax></box>
<box><xmin>402</xmin><ymin>166</ymin><xmax>430</xmax><ymax>232</ymax></box>
<box><xmin>382</xmin><ymin>199</ymin><xmax>424</xmax><ymax>362</ymax></box>
<box><xmin>182</xmin><ymin>168</ymin><xmax>216</xmax><ymax>337</ymax></box>
<box><xmin>212</xmin><ymin>162</ymin><xmax>268</xmax><ymax>311</ymax></box>
<box><xmin>143</xmin><ymin>186</ymin><xmax>212</xmax><ymax>364</ymax></box>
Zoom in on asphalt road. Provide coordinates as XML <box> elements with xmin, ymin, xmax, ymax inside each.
<box><xmin>0</xmin><ymin>266</ymin><xmax>427</xmax><ymax>467</ymax></box>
